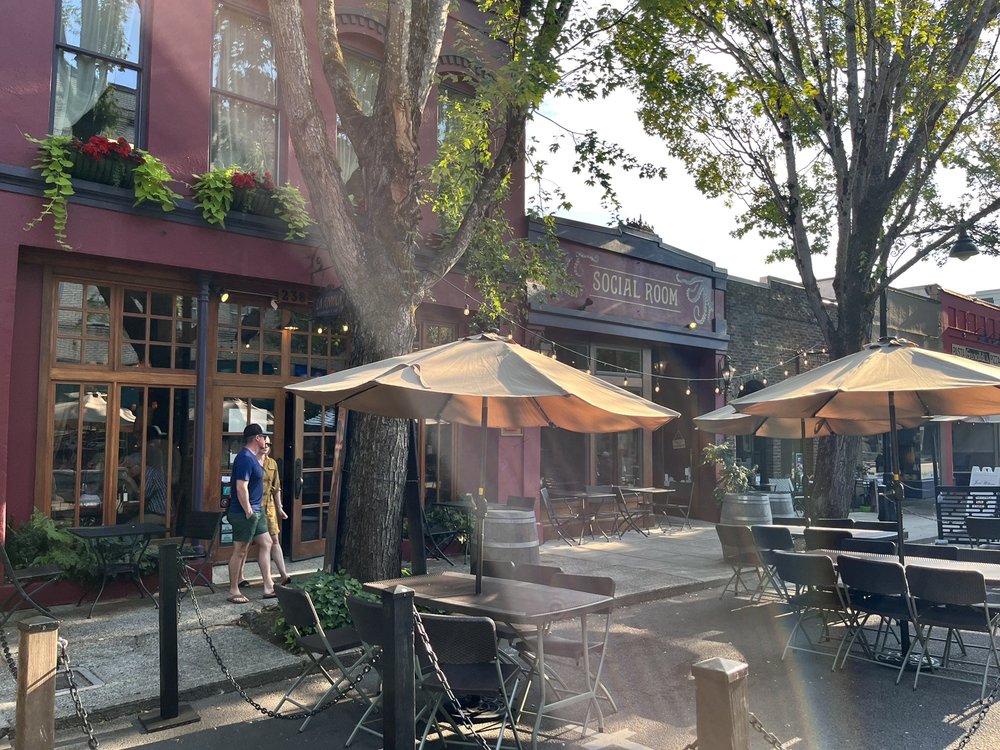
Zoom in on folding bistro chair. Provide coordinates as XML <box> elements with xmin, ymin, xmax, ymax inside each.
<box><xmin>803</xmin><ymin>527</ymin><xmax>852</xmax><ymax>551</ymax></box>
<box><xmin>814</xmin><ymin>518</ymin><xmax>856</xmax><ymax>529</ymax></box>
<box><xmin>838</xmin><ymin>537</ymin><xmax>896</xmax><ymax>555</ymax></box>
<box><xmin>715</xmin><ymin>524</ymin><xmax>765</xmax><ymax>599</ymax></box>
<box><xmin>417</xmin><ymin>611</ymin><xmax>524</xmax><ymax>750</ymax></box>
<box><xmin>965</xmin><ymin>516</ymin><xmax>1000</xmax><ymax>549</ymax></box>
<box><xmin>612</xmin><ymin>486</ymin><xmax>653</xmax><ymax>537</ymax></box>
<box><xmin>771</xmin><ymin>551</ymin><xmax>863</xmax><ymax>670</ymax></box>
<box><xmin>0</xmin><ymin>537</ymin><xmax>60</xmax><ymax>626</ymax></box>
<box><xmin>655</xmin><ymin>481</ymin><xmax>694</xmax><ymax>530</ymax></box>
<box><xmin>539</xmin><ymin>487</ymin><xmax>580</xmax><ymax>547</ymax></box>
<box><xmin>903</xmin><ymin>566</ymin><xmax>1000</xmax><ymax>699</ymax></box>
<box><xmin>273</xmin><ymin>585</ymin><xmax>371</xmax><ymax>732</ymax></box>
<box><xmin>176</xmin><ymin>510</ymin><xmax>223</xmax><ymax>592</ymax></box>
<box><xmin>836</xmin><ymin>554</ymin><xmax>910</xmax><ymax>669</ymax></box>
<box><xmin>750</xmin><ymin>524</ymin><xmax>794</xmax><ymax>602</ymax></box>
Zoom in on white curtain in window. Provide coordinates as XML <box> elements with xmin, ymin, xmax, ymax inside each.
<box><xmin>336</xmin><ymin>53</ymin><xmax>380</xmax><ymax>184</ymax></box>
<box><xmin>54</xmin><ymin>0</ymin><xmax>139</xmax><ymax>136</ymax></box>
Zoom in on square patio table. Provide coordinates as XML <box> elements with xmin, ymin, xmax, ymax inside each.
<box><xmin>365</xmin><ymin>571</ymin><xmax>615</xmax><ymax>748</ymax></box>
<box><xmin>70</xmin><ymin>523</ymin><xmax>167</xmax><ymax>618</ymax></box>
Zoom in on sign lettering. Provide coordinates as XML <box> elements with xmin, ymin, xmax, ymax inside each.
<box><xmin>952</xmin><ymin>344</ymin><xmax>1000</xmax><ymax>366</ymax></box>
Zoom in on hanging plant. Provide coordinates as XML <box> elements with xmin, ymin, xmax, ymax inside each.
<box><xmin>23</xmin><ymin>133</ymin><xmax>181</xmax><ymax>250</ymax></box>
<box><xmin>192</xmin><ymin>165</ymin><xmax>312</xmax><ymax>240</ymax></box>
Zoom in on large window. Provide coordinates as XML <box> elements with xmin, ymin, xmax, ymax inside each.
<box><xmin>216</xmin><ymin>302</ymin><xmax>282</xmax><ymax>376</ymax></box>
<box><xmin>212</xmin><ymin>5</ymin><xmax>278</xmax><ymax>173</ymax></box>
<box><xmin>54</xmin><ymin>0</ymin><xmax>143</xmax><ymax>144</ymax></box>
<box><xmin>336</xmin><ymin>51</ymin><xmax>380</xmax><ymax>190</ymax></box>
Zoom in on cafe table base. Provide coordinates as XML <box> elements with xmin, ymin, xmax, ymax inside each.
<box><xmin>70</xmin><ymin>523</ymin><xmax>167</xmax><ymax>618</ymax></box>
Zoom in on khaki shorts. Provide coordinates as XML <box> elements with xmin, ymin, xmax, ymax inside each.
<box><xmin>229</xmin><ymin>511</ymin><xmax>269</xmax><ymax>543</ymax></box>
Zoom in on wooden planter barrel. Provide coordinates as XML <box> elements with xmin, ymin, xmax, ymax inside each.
<box><xmin>719</xmin><ymin>492</ymin><xmax>772</xmax><ymax>526</ymax></box>
<box><xmin>470</xmin><ymin>508</ymin><xmax>540</xmax><ymax>568</ymax></box>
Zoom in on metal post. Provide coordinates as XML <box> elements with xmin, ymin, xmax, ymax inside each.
<box><xmin>139</xmin><ymin>544</ymin><xmax>199</xmax><ymax>731</ymax></box>
<box><xmin>193</xmin><ymin>274</ymin><xmax>210</xmax><ymax>512</ymax></box>
<box><xmin>691</xmin><ymin>657</ymin><xmax>750</xmax><ymax>750</ymax></box>
<box><xmin>382</xmin><ymin>585</ymin><xmax>415</xmax><ymax>749</ymax></box>
<box><xmin>14</xmin><ymin>616</ymin><xmax>59</xmax><ymax>750</ymax></box>
<box><xmin>878</xmin><ymin>276</ymin><xmax>896</xmax><ymax>522</ymax></box>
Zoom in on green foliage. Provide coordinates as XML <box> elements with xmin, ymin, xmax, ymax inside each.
<box><xmin>23</xmin><ymin>133</ymin><xmax>75</xmax><ymax>250</ymax></box>
<box><xmin>132</xmin><ymin>151</ymin><xmax>182</xmax><ymax>211</ymax></box>
<box><xmin>191</xmin><ymin>167</ymin><xmax>235</xmax><ymax>227</ymax></box>
<box><xmin>271</xmin><ymin>570</ymin><xmax>375</xmax><ymax>650</ymax></box>
<box><xmin>702</xmin><ymin>443</ymin><xmax>756</xmax><ymax>504</ymax></box>
<box><xmin>424</xmin><ymin>505</ymin><xmax>472</xmax><ymax>544</ymax></box>
<box><xmin>4</xmin><ymin>511</ymin><xmax>100</xmax><ymax>584</ymax></box>
<box><xmin>274</xmin><ymin>183</ymin><xmax>313</xmax><ymax>240</ymax></box>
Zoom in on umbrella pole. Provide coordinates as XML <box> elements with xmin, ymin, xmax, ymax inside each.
<box><xmin>888</xmin><ymin>391</ymin><xmax>912</xmax><ymax>655</ymax></box>
<box><xmin>475</xmin><ymin>398</ymin><xmax>489</xmax><ymax>595</ymax></box>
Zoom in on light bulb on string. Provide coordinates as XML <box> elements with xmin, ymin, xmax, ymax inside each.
<box><xmin>714</xmin><ymin>385</ymin><xmax>720</xmax><ymax>394</ymax></box>
<box><xmin>654</xmin><ymin>381</ymin><xmax>660</xmax><ymax>393</ymax></box>
<box><xmin>763</xmin><ymin>377</ymin><xmax>768</xmax><ymax>385</ymax></box>
<box><xmin>739</xmin><ymin>383</ymin><xmax>745</xmax><ymax>392</ymax></box>
<box><xmin>685</xmin><ymin>382</ymin><xmax>691</xmax><ymax>396</ymax></box>
<box><xmin>784</xmin><ymin>369</ymin><xmax>789</xmax><ymax>377</ymax></box>
<box><xmin>623</xmin><ymin>374</ymin><xmax>629</xmax><ymax>387</ymax></box>
<box><xmin>315</xmin><ymin>325</ymin><xmax>324</xmax><ymax>335</ymax></box>
<box><xmin>463</xmin><ymin>299</ymin><xmax>470</xmax><ymax>316</ymax></box>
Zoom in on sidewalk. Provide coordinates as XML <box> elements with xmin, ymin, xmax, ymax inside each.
<box><xmin>0</xmin><ymin>500</ymin><xmax>939</xmax><ymax>740</ymax></box>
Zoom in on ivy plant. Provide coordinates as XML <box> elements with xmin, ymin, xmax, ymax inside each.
<box><xmin>191</xmin><ymin>166</ymin><xmax>235</xmax><ymax>228</ymax></box>
<box><xmin>274</xmin><ymin>183</ymin><xmax>312</xmax><ymax>240</ymax></box>
<box><xmin>193</xmin><ymin>165</ymin><xmax>312</xmax><ymax>239</ymax></box>
<box><xmin>133</xmin><ymin>151</ymin><xmax>182</xmax><ymax>211</ymax></box>
<box><xmin>22</xmin><ymin>133</ymin><xmax>75</xmax><ymax>250</ymax></box>
<box><xmin>271</xmin><ymin>570</ymin><xmax>375</xmax><ymax>650</ymax></box>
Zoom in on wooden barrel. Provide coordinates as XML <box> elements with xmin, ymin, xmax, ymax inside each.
<box><xmin>720</xmin><ymin>492</ymin><xmax>772</xmax><ymax>526</ymax></box>
<box><xmin>769</xmin><ymin>491</ymin><xmax>795</xmax><ymax>517</ymax></box>
<box><xmin>472</xmin><ymin>508</ymin><xmax>540</xmax><ymax>568</ymax></box>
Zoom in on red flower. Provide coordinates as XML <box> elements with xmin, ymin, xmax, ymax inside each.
<box><xmin>71</xmin><ymin>135</ymin><xmax>144</xmax><ymax>164</ymax></box>
<box><xmin>231</xmin><ymin>171</ymin><xmax>258</xmax><ymax>189</ymax></box>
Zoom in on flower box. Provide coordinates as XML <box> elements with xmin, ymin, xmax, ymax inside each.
<box><xmin>232</xmin><ymin>186</ymin><xmax>279</xmax><ymax>217</ymax></box>
<box><xmin>69</xmin><ymin>148</ymin><xmax>137</xmax><ymax>188</ymax></box>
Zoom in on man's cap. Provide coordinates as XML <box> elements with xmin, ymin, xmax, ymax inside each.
<box><xmin>243</xmin><ymin>423</ymin><xmax>268</xmax><ymax>440</ymax></box>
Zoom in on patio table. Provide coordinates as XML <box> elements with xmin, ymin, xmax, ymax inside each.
<box><xmin>811</xmin><ymin>548</ymin><xmax>1000</xmax><ymax>584</ymax></box>
<box><xmin>70</xmin><ymin>523</ymin><xmax>167</xmax><ymax>618</ymax></box>
<box><xmin>778</xmin><ymin>525</ymin><xmax>900</xmax><ymax>541</ymax></box>
<box><xmin>621</xmin><ymin>486</ymin><xmax>675</xmax><ymax>532</ymax></box>
<box><xmin>365</xmin><ymin>571</ymin><xmax>614</xmax><ymax>748</ymax></box>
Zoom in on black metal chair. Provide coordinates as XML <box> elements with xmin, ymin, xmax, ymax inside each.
<box><xmin>772</xmin><ymin>516</ymin><xmax>808</xmax><ymax>526</ymax></box>
<box><xmin>815</xmin><ymin>518</ymin><xmax>856</xmax><ymax>529</ymax></box>
<box><xmin>273</xmin><ymin>585</ymin><xmax>370</xmax><ymax>732</ymax></box>
<box><xmin>956</xmin><ymin>547</ymin><xmax>1000</xmax><ymax>564</ymax></box>
<box><xmin>481</xmin><ymin>559</ymin><xmax>516</xmax><ymax>579</ymax></box>
<box><xmin>515</xmin><ymin>572</ymin><xmax>617</xmax><ymax>733</ymax></box>
<box><xmin>903</xmin><ymin>565</ymin><xmax>1000</xmax><ymax>699</ymax></box>
<box><xmin>772</xmin><ymin>551</ymin><xmax>860</xmax><ymax>670</ymax></box>
<box><xmin>904</xmin><ymin>543</ymin><xmax>959</xmax><ymax>561</ymax></box>
<box><xmin>838</xmin><ymin>537</ymin><xmax>896</xmax><ymax>556</ymax></box>
<box><xmin>854</xmin><ymin>520</ymin><xmax>900</xmax><ymax>532</ymax></box>
<box><xmin>965</xmin><ymin>516</ymin><xmax>1000</xmax><ymax>549</ymax></box>
<box><xmin>417</xmin><ymin>612</ymin><xmax>524</xmax><ymax>750</ymax></box>
<box><xmin>582</xmin><ymin>485</ymin><xmax>620</xmax><ymax>541</ymax></box>
<box><xmin>177</xmin><ymin>510</ymin><xmax>223</xmax><ymax>592</ymax></box>
<box><xmin>612</xmin><ymin>486</ymin><xmax>653</xmax><ymax>537</ymax></box>
<box><xmin>512</xmin><ymin>562</ymin><xmax>563</xmax><ymax>586</ymax></box>
<box><xmin>716</xmin><ymin>524</ymin><xmax>764</xmax><ymax>599</ymax></box>
<box><xmin>750</xmin><ymin>524</ymin><xmax>794</xmax><ymax>602</ymax></box>
<box><xmin>836</xmin><ymin>554</ymin><xmax>909</xmax><ymax>670</ymax></box>
<box><xmin>539</xmin><ymin>486</ymin><xmax>579</xmax><ymax>547</ymax></box>
<box><xmin>655</xmin><ymin>481</ymin><xmax>694</xmax><ymax>531</ymax></box>
<box><xmin>803</xmin><ymin>527</ymin><xmax>853</xmax><ymax>551</ymax></box>
<box><xmin>0</xmin><ymin>537</ymin><xmax>60</xmax><ymax>626</ymax></box>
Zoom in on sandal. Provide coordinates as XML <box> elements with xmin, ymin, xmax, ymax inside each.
<box><xmin>262</xmin><ymin>592</ymin><xmax>277</xmax><ymax>599</ymax></box>
<box><xmin>227</xmin><ymin>594</ymin><xmax>250</xmax><ymax>604</ymax></box>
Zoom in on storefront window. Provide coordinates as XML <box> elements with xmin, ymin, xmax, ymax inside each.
<box><xmin>51</xmin><ymin>382</ymin><xmax>114</xmax><ymax>527</ymax></box>
<box><xmin>595</xmin><ymin>347</ymin><xmax>641</xmax><ymax>377</ymax></box>
<box><xmin>55</xmin><ymin>281</ymin><xmax>112</xmax><ymax>365</ymax></box>
<box><xmin>217</xmin><ymin>302</ymin><xmax>283</xmax><ymax>375</ymax></box>
<box><xmin>300</xmin><ymin>401</ymin><xmax>336</xmax><ymax>542</ymax></box>
<box><xmin>290</xmin><ymin>314</ymin><xmax>350</xmax><ymax>377</ymax></box>
<box><xmin>122</xmin><ymin>288</ymin><xmax>197</xmax><ymax>369</ymax></box>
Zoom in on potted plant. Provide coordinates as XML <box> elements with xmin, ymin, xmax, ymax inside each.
<box><xmin>23</xmin><ymin>133</ymin><xmax>182</xmax><ymax>250</ymax></box>
<box><xmin>702</xmin><ymin>442</ymin><xmax>770</xmax><ymax>525</ymax></box>
<box><xmin>191</xmin><ymin>165</ymin><xmax>312</xmax><ymax>240</ymax></box>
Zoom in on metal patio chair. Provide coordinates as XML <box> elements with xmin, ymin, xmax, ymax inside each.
<box><xmin>539</xmin><ymin>486</ymin><xmax>580</xmax><ymax>547</ymax></box>
<box><xmin>750</xmin><ymin>524</ymin><xmax>794</xmax><ymax>602</ymax></box>
<box><xmin>0</xmin><ymin>537</ymin><xmax>60</xmax><ymax>626</ymax></box>
<box><xmin>177</xmin><ymin>510</ymin><xmax>223</xmax><ymax>593</ymax></box>
<box><xmin>716</xmin><ymin>524</ymin><xmax>765</xmax><ymax>599</ymax></box>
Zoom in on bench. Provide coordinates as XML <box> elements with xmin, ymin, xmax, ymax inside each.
<box><xmin>935</xmin><ymin>486</ymin><xmax>1000</xmax><ymax>544</ymax></box>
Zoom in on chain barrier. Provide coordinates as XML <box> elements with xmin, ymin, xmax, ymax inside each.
<box><xmin>957</xmin><ymin>675</ymin><xmax>1000</xmax><ymax>748</ymax></box>
<box><xmin>178</xmin><ymin>563</ymin><xmax>378</xmax><ymax>721</ymax></box>
<box><xmin>0</xmin><ymin>627</ymin><xmax>17</xmax><ymax>681</ymax></box>
<box><xmin>748</xmin><ymin>711</ymin><xmax>786</xmax><ymax>749</ymax></box>
<box><xmin>412</xmin><ymin>607</ymin><xmax>492</xmax><ymax>750</ymax></box>
<box><xmin>58</xmin><ymin>637</ymin><xmax>100</xmax><ymax>749</ymax></box>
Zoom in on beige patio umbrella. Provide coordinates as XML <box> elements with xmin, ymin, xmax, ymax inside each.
<box><xmin>287</xmin><ymin>332</ymin><xmax>680</xmax><ymax>590</ymax></box>
<box><xmin>54</xmin><ymin>392</ymin><xmax>136</xmax><ymax>430</ymax></box>
<box><xmin>730</xmin><ymin>337</ymin><xmax>1000</xmax><ymax>560</ymax></box>
<box><xmin>693</xmin><ymin>403</ymin><xmax>928</xmax><ymax>438</ymax></box>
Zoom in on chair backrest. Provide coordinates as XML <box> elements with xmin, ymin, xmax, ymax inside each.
<box><xmin>839</xmin><ymin>537</ymin><xmax>896</xmax><ymax>555</ymax></box>
<box><xmin>716</xmin><ymin>524</ymin><xmax>758</xmax><ymax>563</ymax></box>
<box><xmin>965</xmin><ymin>516</ymin><xmax>1000</xmax><ymax>544</ymax></box>
<box><xmin>906</xmin><ymin>565</ymin><xmax>988</xmax><ymax>607</ymax></box>
<box><xmin>772</xmin><ymin>550</ymin><xmax>838</xmax><ymax>589</ymax></box>
<box><xmin>345</xmin><ymin>595</ymin><xmax>385</xmax><ymax>649</ymax></box>
<box><xmin>0</xmin><ymin>538</ymin><xmax>19</xmax><ymax>582</ymax></box>
<box><xmin>904</xmin><ymin>543</ymin><xmax>959</xmax><ymax>561</ymax></box>
<box><xmin>803</xmin><ymin>527</ymin><xmax>852</xmax><ymax>551</ymax></box>
<box><xmin>512</xmin><ymin>562</ymin><xmax>563</xmax><ymax>586</ymax></box>
<box><xmin>854</xmin><ymin>520</ymin><xmax>899</xmax><ymax>532</ymax></box>
<box><xmin>418</xmin><ymin>612</ymin><xmax>498</xmax><ymax>664</ymax></box>
<box><xmin>180</xmin><ymin>510</ymin><xmax>223</xmax><ymax>545</ymax></box>
<box><xmin>815</xmin><ymin>518</ymin><xmax>855</xmax><ymax>528</ymax></box>
<box><xmin>506</xmin><ymin>495</ymin><xmax>536</xmax><ymax>510</ymax></box>
<box><xmin>956</xmin><ymin>547</ymin><xmax>1000</xmax><ymax>564</ymax></box>
<box><xmin>274</xmin><ymin>584</ymin><xmax>321</xmax><ymax>633</ymax></box>
<box><xmin>550</xmin><ymin>572</ymin><xmax>615</xmax><ymax>615</ymax></box>
<box><xmin>481</xmin><ymin>559</ymin><xmax>516</xmax><ymax>579</ymax></box>
<box><xmin>751</xmin><ymin>524</ymin><xmax>794</xmax><ymax>552</ymax></box>
<box><xmin>836</xmin><ymin>554</ymin><xmax>907</xmax><ymax>597</ymax></box>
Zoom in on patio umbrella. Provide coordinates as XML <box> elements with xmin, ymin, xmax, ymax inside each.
<box><xmin>730</xmin><ymin>337</ymin><xmax>1000</xmax><ymax>560</ymax></box>
<box><xmin>287</xmin><ymin>332</ymin><xmax>680</xmax><ymax>591</ymax></box>
<box><xmin>54</xmin><ymin>392</ymin><xmax>136</xmax><ymax>430</ymax></box>
<box><xmin>693</xmin><ymin>403</ymin><xmax>928</xmax><ymax>438</ymax></box>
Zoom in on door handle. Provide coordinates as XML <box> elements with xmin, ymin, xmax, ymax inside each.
<box><xmin>294</xmin><ymin>458</ymin><xmax>303</xmax><ymax>499</ymax></box>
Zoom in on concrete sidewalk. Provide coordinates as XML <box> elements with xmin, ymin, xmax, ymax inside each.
<box><xmin>0</xmin><ymin>499</ymin><xmax>939</xmax><ymax>742</ymax></box>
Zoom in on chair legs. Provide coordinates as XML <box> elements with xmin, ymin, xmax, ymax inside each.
<box><xmin>274</xmin><ymin>647</ymin><xmax>374</xmax><ymax>732</ymax></box>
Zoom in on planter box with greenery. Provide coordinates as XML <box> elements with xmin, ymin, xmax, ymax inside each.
<box><xmin>191</xmin><ymin>166</ymin><xmax>312</xmax><ymax>241</ymax></box>
<box><xmin>23</xmin><ymin>133</ymin><xmax>182</xmax><ymax>250</ymax></box>
<box><xmin>271</xmin><ymin>570</ymin><xmax>376</xmax><ymax>649</ymax></box>
<box><xmin>702</xmin><ymin>442</ymin><xmax>770</xmax><ymax>526</ymax></box>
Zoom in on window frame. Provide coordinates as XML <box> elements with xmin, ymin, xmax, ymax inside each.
<box><xmin>51</xmin><ymin>0</ymin><xmax>150</xmax><ymax>147</ymax></box>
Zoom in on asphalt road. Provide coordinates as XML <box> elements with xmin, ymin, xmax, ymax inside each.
<box><xmin>46</xmin><ymin>587</ymin><xmax>1000</xmax><ymax>749</ymax></box>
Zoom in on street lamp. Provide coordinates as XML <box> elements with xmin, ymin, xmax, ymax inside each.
<box><xmin>949</xmin><ymin>228</ymin><xmax>980</xmax><ymax>261</ymax></box>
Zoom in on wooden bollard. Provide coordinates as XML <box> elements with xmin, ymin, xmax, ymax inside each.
<box><xmin>691</xmin><ymin>657</ymin><xmax>750</xmax><ymax>750</ymax></box>
<box><xmin>14</xmin><ymin>616</ymin><xmax>60</xmax><ymax>750</ymax></box>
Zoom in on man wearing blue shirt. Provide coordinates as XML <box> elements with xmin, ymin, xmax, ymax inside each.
<box><xmin>227</xmin><ymin>423</ymin><xmax>275</xmax><ymax>603</ymax></box>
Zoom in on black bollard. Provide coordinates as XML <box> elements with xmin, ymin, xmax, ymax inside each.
<box><xmin>139</xmin><ymin>543</ymin><xmax>200</xmax><ymax>732</ymax></box>
<box><xmin>382</xmin><ymin>585</ymin><xmax>415</xmax><ymax>748</ymax></box>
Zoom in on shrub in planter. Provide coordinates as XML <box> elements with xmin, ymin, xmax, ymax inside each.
<box><xmin>191</xmin><ymin>166</ymin><xmax>312</xmax><ymax>240</ymax></box>
<box><xmin>272</xmin><ymin>570</ymin><xmax>376</xmax><ymax>650</ymax></box>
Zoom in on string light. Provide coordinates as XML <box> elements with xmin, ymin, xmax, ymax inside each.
<box><xmin>463</xmin><ymin>300</ymin><xmax>470</xmax><ymax>316</ymax></box>
<box><xmin>714</xmin><ymin>385</ymin><xmax>720</xmax><ymax>394</ymax></box>
<box><xmin>342</xmin><ymin>322</ymin><xmax>350</xmax><ymax>333</ymax></box>
<box><xmin>315</xmin><ymin>324</ymin><xmax>324</xmax><ymax>334</ymax></box>
<box><xmin>623</xmin><ymin>374</ymin><xmax>629</xmax><ymax>387</ymax></box>
<box><xmin>654</xmin><ymin>382</ymin><xmax>660</xmax><ymax>393</ymax></box>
